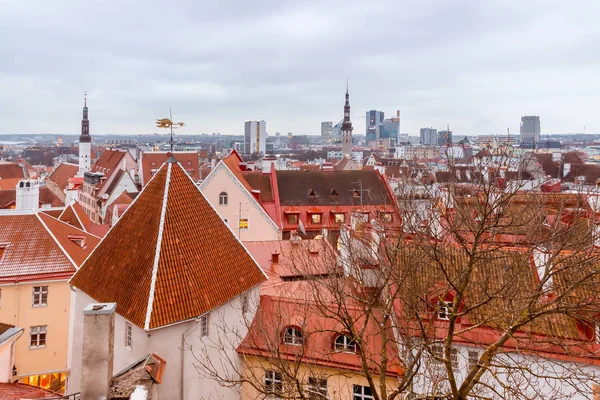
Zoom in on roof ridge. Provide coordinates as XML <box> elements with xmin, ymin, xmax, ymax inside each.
<box><xmin>144</xmin><ymin>162</ymin><xmax>172</xmax><ymax>330</ymax></box>
<box><xmin>35</xmin><ymin>213</ymin><xmax>78</xmax><ymax>269</ymax></box>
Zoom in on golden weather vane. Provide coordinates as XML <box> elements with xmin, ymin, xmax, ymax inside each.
<box><xmin>155</xmin><ymin>108</ymin><xmax>185</xmax><ymax>154</ymax></box>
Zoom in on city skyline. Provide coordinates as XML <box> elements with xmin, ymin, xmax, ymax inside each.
<box><xmin>1</xmin><ymin>1</ymin><xmax>599</xmax><ymax>136</ymax></box>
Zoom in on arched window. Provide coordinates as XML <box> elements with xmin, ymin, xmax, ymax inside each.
<box><xmin>283</xmin><ymin>326</ymin><xmax>303</xmax><ymax>346</ymax></box>
<box><xmin>219</xmin><ymin>192</ymin><xmax>228</xmax><ymax>205</ymax></box>
<box><xmin>334</xmin><ymin>334</ymin><xmax>357</xmax><ymax>353</ymax></box>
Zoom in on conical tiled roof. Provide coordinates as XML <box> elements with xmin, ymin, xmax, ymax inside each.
<box><xmin>70</xmin><ymin>162</ymin><xmax>267</xmax><ymax>330</ymax></box>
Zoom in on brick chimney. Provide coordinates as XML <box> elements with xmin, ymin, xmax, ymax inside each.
<box><xmin>81</xmin><ymin>303</ymin><xmax>116</xmax><ymax>400</ymax></box>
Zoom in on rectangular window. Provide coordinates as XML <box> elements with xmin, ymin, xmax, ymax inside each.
<box><xmin>32</xmin><ymin>286</ymin><xmax>48</xmax><ymax>307</ymax></box>
<box><xmin>239</xmin><ymin>218</ymin><xmax>249</xmax><ymax>230</ymax></box>
<box><xmin>265</xmin><ymin>370</ymin><xmax>282</xmax><ymax>396</ymax></box>
<box><xmin>353</xmin><ymin>385</ymin><xmax>374</xmax><ymax>400</ymax></box>
<box><xmin>125</xmin><ymin>323</ymin><xmax>133</xmax><ymax>349</ymax></box>
<box><xmin>379</xmin><ymin>212</ymin><xmax>393</xmax><ymax>223</ymax></box>
<box><xmin>201</xmin><ymin>314</ymin><xmax>209</xmax><ymax>337</ymax></box>
<box><xmin>430</xmin><ymin>345</ymin><xmax>458</xmax><ymax>369</ymax></box>
<box><xmin>333</xmin><ymin>213</ymin><xmax>345</xmax><ymax>224</ymax></box>
<box><xmin>437</xmin><ymin>301</ymin><xmax>452</xmax><ymax>320</ymax></box>
<box><xmin>468</xmin><ymin>350</ymin><xmax>479</xmax><ymax>370</ymax></box>
<box><xmin>310</xmin><ymin>214</ymin><xmax>321</xmax><ymax>224</ymax></box>
<box><xmin>29</xmin><ymin>325</ymin><xmax>47</xmax><ymax>348</ymax></box>
<box><xmin>307</xmin><ymin>377</ymin><xmax>327</xmax><ymax>400</ymax></box>
<box><xmin>287</xmin><ymin>214</ymin><xmax>298</xmax><ymax>224</ymax></box>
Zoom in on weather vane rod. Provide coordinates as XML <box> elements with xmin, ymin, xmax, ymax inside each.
<box><xmin>155</xmin><ymin>109</ymin><xmax>185</xmax><ymax>162</ymax></box>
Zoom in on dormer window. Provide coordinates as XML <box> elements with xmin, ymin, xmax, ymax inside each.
<box><xmin>334</xmin><ymin>334</ymin><xmax>357</xmax><ymax>353</ymax></box>
<box><xmin>438</xmin><ymin>301</ymin><xmax>452</xmax><ymax>320</ymax></box>
<box><xmin>68</xmin><ymin>235</ymin><xmax>86</xmax><ymax>248</ymax></box>
<box><xmin>310</xmin><ymin>213</ymin><xmax>322</xmax><ymax>224</ymax></box>
<box><xmin>283</xmin><ymin>327</ymin><xmax>303</xmax><ymax>346</ymax></box>
<box><xmin>353</xmin><ymin>190</ymin><xmax>361</xmax><ymax>198</ymax></box>
<box><xmin>287</xmin><ymin>213</ymin><xmax>298</xmax><ymax>224</ymax></box>
<box><xmin>308</xmin><ymin>189</ymin><xmax>316</xmax><ymax>198</ymax></box>
<box><xmin>330</xmin><ymin>189</ymin><xmax>338</xmax><ymax>196</ymax></box>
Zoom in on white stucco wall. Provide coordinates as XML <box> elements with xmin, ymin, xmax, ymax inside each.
<box><xmin>200</xmin><ymin>162</ymin><xmax>281</xmax><ymax>241</ymax></box>
<box><xmin>410</xmin><ymin>342</ymin><xmax>600</xmax><ymax>399</ymax></box>
<box><xmin>68</xmin><ymin>285</ymin><xmax>260</xmax><ymax>399</ymax></box>
<box><xmin>99</xmin><ymin>172</ymin><xmax>138</xmax><ymax>222</ymax></box>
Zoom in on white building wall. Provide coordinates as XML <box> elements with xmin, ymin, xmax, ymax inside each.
<box><xmin>68</xmin><ymin>285</ymin><xmax>261</xmax><ymax>400</ymax></box>
<box><xmin>410</xmin><ymin>342</ymin><xmax>600</xmax><ymax>399</ymax></box>
<box><xmin>98</xmin><ymin>172</ymin><xmax>138</xmax><ymax>221</ymax></box>
<box><xmin>78</xmin><ymin>142</ymin><xmax>91</xmax><ymax>176</ymax></box>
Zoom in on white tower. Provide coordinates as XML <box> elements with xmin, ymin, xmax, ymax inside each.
<box><xmin>16</xmin><ymin>179</ymin><xmax>40</xmax><ymax>210</ymax></box>
<box><xmin>78</xmin><ymin>93</ymin><xmax>92</xmax><ymax>176</ymax></box>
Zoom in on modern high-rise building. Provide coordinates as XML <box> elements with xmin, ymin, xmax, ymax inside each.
<box><xmin>520</xmin><ymin>116</ymin><xmax>541</xmax><ymax>145</ymax></box>
<box><xmin>321</xmin><ymin>122</ymin><xmax>333</xmax><ymax>143</ymax></box>
<box><xmin>420</xmin><ymin>128</ymin><xmax>437</xmax><ymax>145</ymax></box>
<box><xmin>365</xmin><ymin>110</ymin><xmax>384</xmax><ymax>142</ymax></box>
<box><xmin>78</xmin><ymin>93</ymin><xmax>92</xmax><ymax>177</ymax></box>
<box><xmin>437</xmin><ymin>129</ymin><xmax>453</xmax><ymax>145</ymax></box>
<box><xmin>244</xmin><ymin>120</ymin><xmax>266</xmax><ymax>155</ymax></box>
<box><xmin>341</xmin><ymin>85</ymin><xmax>353</xmax><ymax>158</ymax></box>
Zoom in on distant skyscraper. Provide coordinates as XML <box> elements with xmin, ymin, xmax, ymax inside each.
<box><xmin>420</xmin><ymin>128</ymin><xmax>437</xmax><ymax>145</ymax></box>
<box><xmin>520</xmin><ymin>116</ymin><xmax>541</xmax><ymax>145</ymax></box>
<box><xmin>78</xmin><ymin>93</ymin><xmax>92</xmax><ymax>177</ymax></box>
<box><xmin>244</xmin><ymin>120</ymin><xmax>266</xmax><ymax>155</ymax></box>
<box><xmin>341</xmin><ymin>84</ymin><xmax>353</xmax><ymax>158</ymax></box>
<box><xmin>437</xmin><ymin>129</ymin><xmax>453</xmax><ymax>145</ymax></box>
<box><xmin>366</xmin><ymin>110</ymin><xmax>384</xmax><ymax>142</ymax></box>
<box><xmin>321</xmin><ymin>122</ymin><xmax>333</xmax><ymax>143</ymax></box>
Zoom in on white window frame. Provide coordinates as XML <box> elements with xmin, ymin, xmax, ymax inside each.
<box><xmin>29</xmin><ymin>325</ymin><xmax>47</xmax><ymax>349</ymax></box>
<box><xmin>468</xmin><ymin>350</ymin><xmax>479</xmax><ymax>370</ymax></box>
<box><xmin>125</xmin><ymin>323</ymin><xmax>133</xmax><ymax>350</ymax></box>
<box><xmin>307</xmin><ymin>377</ymin><xmax>327</xmax><ymax>400</ymax></box>
<box><xmin>239</xmin><ymin>217</ymin><xmax>249</xmax><ymax>230</ymax></box>
<box><xmin>437</xmin><ymin>300</ymin><xmax>453</xmax><ymax>320</ymax></box>
<box><xmin>283</xmin><ymin>327</ymin><xmax>303</xmax><ymax>346</ymax></box>
<box><xmin>353</xmin><ymin>385</ymin><xmax>374</xmax><ymax>400</ymax></box>
<box><xmin>334</xmin><ymin>334</ymin><xmax>357</xmax><ymax>353</ymax></box>
<box><xmin>32</xmin><ymin>286</ymin><xmax>48</xmax><ymax>307</ymax></box>
<box><xmin>310</xmin><ymin>213</ymin><xmax>322</xmax><ymax>225</ymax></box>
<box><xmin>200</xmin><ymin>314</ymin><xmax>209</xmax><ymax>338</ymax></box>
<box><xmin>265</xmin><ymin>370</ymin><xmax>282</xmax><ymax>396</ymax></box>
<box><xmin>219</xmin><ymin>192</ymin><xmax>228</xmax><ymax>206</ymax></box>
<box><xmin>430</xmin><ymin>344</ymin><xmax>459</xmax><ymax>369</ymax></box>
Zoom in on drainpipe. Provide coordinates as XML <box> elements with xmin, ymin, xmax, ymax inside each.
<box><xmin>182</xmin><ymin>320</ymin><xmax>199</xmax><ymax>400</ymax></box>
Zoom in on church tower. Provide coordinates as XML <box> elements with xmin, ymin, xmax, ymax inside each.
<box><xmin>341</xmin><ymin>83</ymin><xmax>353</xmax><ymax>158</ymax></box>
<box><xmin>78</xmin><ymin>93</ymin><xmax>92</xmax><ymax>176</ymax></box>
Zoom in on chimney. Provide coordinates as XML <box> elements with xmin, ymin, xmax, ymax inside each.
<box><xmin>81</xmin><ymin>303</ymin><xmax>116</xmax><ymax>400</ymax></box>
<box><xmin>211</xmin><ymin>156</ymin><xmax>217</xmax><ymax>169</ymax></box>
<box><xmin>15</xmin><ymin>179</ymin><xmax>39</xmax><ymax>210</ymax></box>
<box><xmin>271</xmin><ymin>252</ymin><xmax>279</xmax><ymax>264</ymax></box>
<box><xmin>261</xmin><ymin>157</ymin><xmax>276</xmax><ymax>174</ymax></box>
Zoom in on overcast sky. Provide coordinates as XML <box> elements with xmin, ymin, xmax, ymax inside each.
<box><xmin>1</xmin><ymin>0</ymin><xmax>599</xmax><ymax>136</ymax></box>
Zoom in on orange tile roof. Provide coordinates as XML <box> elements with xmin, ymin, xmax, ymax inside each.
<box><xmin>0</xmin><ymin>164</ymin><xmax>25</xmax><ymax>180</ymax></box>
<box><xmin>0</xmin><ymin>212</ymin><xmax>99</xmax><ymax>281</ymax></box>
<box><xmin>58</xmin><ymin>204</ymin><xmax>84</xmax><ymax>230</ymax></box>
<box><xmin>70</xmin><ymin>161</ymin><xmax>267</xmax><ymax>330</ymax></box>
<box><xmin>48</xmin><ymin>162</ymin><xmax>78</xmax><ymax>190</ymax></box>
<box><xmin>0</xmin><ymin>178</ymin><xmax>21</xmax><ymax>190</ymax></box>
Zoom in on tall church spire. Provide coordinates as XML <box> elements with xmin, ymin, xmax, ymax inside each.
<box><xmin>78</xmin><ymin>92</ymin><xmax>92</xmax><ymax>176</ymax></box>
<box><xmin>341</xmin><ymin>82</ymin><xmax>353</xmax><ymax>158</ymax></box>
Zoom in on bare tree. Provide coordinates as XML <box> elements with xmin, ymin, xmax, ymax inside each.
<box><xmin>193</xmin><ymin>150</ymin><xmax>600</xmax><ymax>400</ymax></box>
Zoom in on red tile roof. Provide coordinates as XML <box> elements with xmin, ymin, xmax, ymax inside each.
<box><xmin>0</xmin><ymin>212</ymin><xmax>100</xmax><ymax>281</ymax></box>
<box><xmin>0</xmin><ymin>187</ymin><xmax>64</xmax><ymax>209</ymax></box>
<box><xmin>141</xmin><ymin>151</ymin><xmax>200</xmax><ymax>186</ymax></box>
<box><xmin>92</xmin><ymin>149</ymin><xmax>127</xmax><ymax>176</ymax></box>
<box><xmin>48</xmin><ymin>162</ymin><xmax>78</xmax><ymax>190</ymax></box>
<box><xmin>0</xmin><ymin>164</ymin><xmax>25</xmax><ymax>180</ymax></box>
<box><xmin>70</xmin><ymin>161</ymin><xmax>267</xmax><ymax>330</ymax></box>
<box><xmin>0</xmin><ymin>178</ymin><xmax>21</xmax><ymax>190</ymax></box>
<box><xmin>0</xmin><ymin>383</ymin><xmax>58</xmax><ymax>399</ymax></box>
